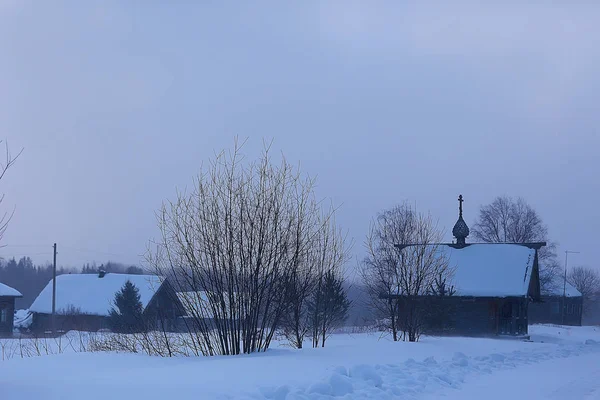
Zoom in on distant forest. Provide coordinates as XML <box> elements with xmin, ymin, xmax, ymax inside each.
<box><xmin>0</xmin><ymin>257</ymin><xmax>144</xmax><ymax>309</ymax></box>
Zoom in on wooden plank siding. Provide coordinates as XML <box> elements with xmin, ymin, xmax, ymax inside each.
<box><xmin>529</xmin><ymin>296</ymin><xmax>583</xmax><ymax>326</ymax></box>
<box><xmin>0</xmin><ymin>296</ymin><xmax>17</xmax><ymax>337</ymax></box>
<box><xmin>391</xmin><ymin>296</ymin><xmax>529</xmax><ymax>337</ymax></box>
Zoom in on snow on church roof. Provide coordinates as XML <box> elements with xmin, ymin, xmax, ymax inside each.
<box><xmin>440</xmin><ymin>244</ymin><xmax>536</xmax><ymax>297</ymax></box>
<box><xmin>545</xmin><ymin>281</ymin><xmax>582</xmax><ymax>297</ymax></box>
<box><xmin>30</xmin><ymin>273</ymin><xmax>164</xmax><ymax>316</ymax></box>
<box><xmin>0</xmin><ymin>282</ymin><xmax>22</xmax><ymax>297</ymax></box>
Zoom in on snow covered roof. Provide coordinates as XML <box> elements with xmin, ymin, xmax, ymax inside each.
<box><xmin>30</xmin><ymin>273</ymin><xmax>164</xmax><ymax>316</ymax></box>
<box><xmin>545</xmin><ymin>281</ymin><xmax>582</xmax><ymax>297</ymax></box>
<box><xmin>440</xmin><ymin>244</ymin><xmax>536</xmax><ymax>297</ymax></box>
<box><xmin>0</xmin><ymin>282</ymin><xmax>22</xmax><ymax>297</ymax></box>
<box><xmin>390</xmin><ymin>243</ymin><xmax>538</xmax><ymax>298</ymax></box>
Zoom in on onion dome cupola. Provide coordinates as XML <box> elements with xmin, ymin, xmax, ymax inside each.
<box><xmin>452</xmin><ymin>194</ymin><xmax>470</xmax><ymax>246</ymax></box>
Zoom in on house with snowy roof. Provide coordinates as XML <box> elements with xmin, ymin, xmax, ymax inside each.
<box><xmin>29</xmin><ymin>271</ymin><xmax>185</xmax><ymax>333</ymax></box>
<box><xmin>529</xmin><ymin>281</ymin><xmax>583</xmax><ymax>326</ymax></box>
<box><xmin>382</xmin><ymin>195</ymin><xmax>545</xmax><ymax>338</ymax></box>
<box><xmin>0</xmin><ymin>282</ymin><xmax>22</xmax><ymax>337</ymax></box>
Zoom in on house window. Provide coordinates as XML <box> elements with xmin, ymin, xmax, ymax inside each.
<box><xmin>0</xmin><ymin>308</ymin><xmax>7</xmax><ymax>323</ymax></box>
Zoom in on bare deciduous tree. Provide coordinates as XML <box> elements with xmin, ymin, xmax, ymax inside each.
<box><xmin>568</xmin><ymin>266</ymin><xmax>600</xmax><ymax>312</ymax></box>
<box><xmin>471</xmin><ymin>196</ymin><xmax>559</xmax><ymax>293</ymax></box>
<box><xmin>145</xmin><ymin>140</ymin><xmax>350</xmax><ymax>355</ymax></box>
<box><xmin>360</xmin><ymin>204</ymin><xmax>452</xmax><ymax>342</ymax></box>
<box><xmin>281</xmin><ymin>214</ymin><xmax>350</xmax><ymax>349</ymax></box>
<box><xmin>0</xmin><ymin>141</ymin><xmax>22</xmax><ymax>244</ymax></box>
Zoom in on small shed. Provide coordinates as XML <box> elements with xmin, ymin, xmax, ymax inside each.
<box><xmin>529</xmin><ymin>282</ymin><xmax>583</xmax><ymax>326</ymax></box>
<box><xmin>29</xmin><ymin>272</ymin><xmax>184</xmax><ymax>333</ymax></box>
<box><xmin>0</xmin><ymin>282</ymin><xmax>23</xmax><ymax>337</ymax></box>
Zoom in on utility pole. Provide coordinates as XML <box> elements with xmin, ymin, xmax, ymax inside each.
<box><xmin>562</xmin><ymin>250</ymin><xmax>580</xmax><ymax>325</ymax></box>
<box><xmin>52</xmin><ymin>243</ymin><xmax>57</xmax><ymax>335</ymax></box>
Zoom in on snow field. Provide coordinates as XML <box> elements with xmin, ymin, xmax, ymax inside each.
<box><xmin>248</xmin><ymin>330</ymin><xmax>600</xmax><ymax>400</ymax></box>
<box><xmin>1</xmin><ymin>325</ymin><xmax>599</xmax><ymax>400</ymax></box>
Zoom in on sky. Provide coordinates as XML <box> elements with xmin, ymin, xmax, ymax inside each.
<box><xmin>1</xmin><ymin>2</ymin><xmax>599</xmax><ymax>275</ymax></box>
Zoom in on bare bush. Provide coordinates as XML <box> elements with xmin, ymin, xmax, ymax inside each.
<box><xmin>145</xmin><ymin>140</ymin><xmax>350</xmax><ymax>355</ymax></box>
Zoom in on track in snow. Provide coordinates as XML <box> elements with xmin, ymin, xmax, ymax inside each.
<box><xmin>246</xmin><ymin>340</ymin><xmax>600</xmax><ymax>400</ymax></box>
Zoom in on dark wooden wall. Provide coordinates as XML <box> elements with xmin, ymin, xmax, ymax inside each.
<box><xmin>0</xmin><ymin>296</ymin><xmax>16</xmax><ymax>337</ymax></box>
<box><xmin>393</xmin><ymin>296</ymin><xmax>529</xmax><ymax>337</ymax></box>
<box><xmin>32</xmin><ymin>313</ymin><xmax>109</xmax><ymax>333</ymax></box>
<box><xmin>529</xmin><ymin>296</ymin><xmax>583</xmax><ymax>326</ymax></box>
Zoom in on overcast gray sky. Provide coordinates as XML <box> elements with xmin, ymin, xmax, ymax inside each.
<box><xmin>1</xmin><ymin>2</ymin><xmax>599</xmax><ymax>273</ymax></box>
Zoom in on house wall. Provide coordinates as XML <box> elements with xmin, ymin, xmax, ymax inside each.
<box><xmin>529</xmin><ymin>296</ymin><xmax>583</xmax><ymax>326</ymax></box>
<box><xmin>0</xmin><ymin>296</ymin><xmax>16</xmax><ymax>337</ymax></box>
<box><xmin>144</xmin><ymin>282</ymin><xmax>186</xmax><ymax>332</ymax></box>
<box><xmin>32</xmin><ymin>313</ymin><xmax>109</xmax><ymax>333</ymax></box>
<box><xmin>583</xmin><ymin>298</ymin><xmax>600</xmax><ymax>325</ymax></box>
<box><xmin>394</xmin><ymin>296</ymin><xmax>529</xmax><ymax>337</ymax></box>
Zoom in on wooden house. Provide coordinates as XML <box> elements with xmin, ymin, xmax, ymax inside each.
<box><xmin>0</xmin><ymin>282</ymin><xmax>22</xmax><ymax>337</ymax></box>
<box><xmin>382</xmin><ymin>195</ymin><xmax>544</xmax><ymax>338</ymax></box>
<box><xmin>29</xmin><ymin>272</ymin><xmax>184</xmax><ymax>333</ymax></box>
<box><xmin>529</xmin><ymin>282</ymin><xmax>583</xmax><ymax>326</ymax></box>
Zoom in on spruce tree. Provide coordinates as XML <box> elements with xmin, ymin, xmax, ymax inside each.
<box><xmin>309</xmin><ymin>270</ymin><xmax>350</xmax><ymax>348</ymax></box>
<box><xmin>109</xmin><ymin>281</ymin><xmax>144</xmax><ymax>333</ymax></box>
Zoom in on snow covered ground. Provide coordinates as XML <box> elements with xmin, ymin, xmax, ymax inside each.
<box><xmin>1</xmin><ymin>325</ymin><xmax>599</xmax><ymax>400</ymax></box>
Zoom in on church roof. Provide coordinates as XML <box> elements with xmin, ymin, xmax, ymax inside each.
<box><xmin>452</xmin><ymin>195</ymin><xmax>469</xmax><ymax>245</ymax></box>
<box><xmin>439</xmin><ymin>243</ymin><xmax>536</xmax><ymax>297</ymax></box>
<box><xmin>391</xmin><ymin>243</ymin><xmax>538</xmax><ymax>298</ymax></box>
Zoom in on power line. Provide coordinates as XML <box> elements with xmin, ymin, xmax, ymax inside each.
<box><xmin>3</xmin><ymin>244</ymin><xmax>135</xmax><ymax>258</ymax></box>
<box><xmin>59</xmin><ymin>245</ymin><xmax>132</xmax><ymax>258</ymax></box>
<box><xmin>2</xmin><ymin>244</ymin><xmax>52</xmax><ymax>248</ymax></box>
<box><xmin>1</xmin><ymin>252</ymin><xmax>53</xmax><ymax>257</ymax></box>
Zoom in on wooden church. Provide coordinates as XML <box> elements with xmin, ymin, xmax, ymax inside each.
<box><xmin>384</xmin><ymin>195</ymin><xmax>545</xmax><ymax>338</ymax></box>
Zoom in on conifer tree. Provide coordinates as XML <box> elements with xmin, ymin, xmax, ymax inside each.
<box><xmin>109</xmin><ymin>280</ymin><xmax>144</xmax><ymax>333</ymax></box>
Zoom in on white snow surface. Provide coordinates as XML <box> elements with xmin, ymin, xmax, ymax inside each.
<box><xmin>0</xmin><ymin>282</ymin><xmax>22</xmax><ymax>297</ymax></box>
<box><xmin>13</xmin><ymin>309</ymin><xmax>32</xmax><ymax>329</ymax></box>
<box><xmin>440</xmin><ymin>243</ymin><xmax>536</xmax><ymax>297</ymax></box>
<box><xmin>29</xmin><ymin>273</ymin><xmax>164</xmax><ymax>316</ymax></box>
<box><xmin>1</xmin><ymin>325</ymin><xmax>600</xmax><ymax>400</ymax></box>
<box><xmin>545</xmin><ymin>281</ymin><xmax>582</xmax><ymax>297</ymax></box>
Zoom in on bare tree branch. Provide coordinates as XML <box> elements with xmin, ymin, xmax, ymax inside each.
<box><xmin>0</xmin><ymin>141</ymin><xmax>22</xmax><ymax>245</ymax></box>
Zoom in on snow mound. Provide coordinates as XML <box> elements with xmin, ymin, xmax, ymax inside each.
<box><xmin>348</xmin><ymin>364</ymin><xmax>383</xmax><ymax>387</ymax></box>
<box><xmin>13</xmin><ymin>309</ymin><xmax>32</xmax><ymax>329</ymax></box>
<box><xmin>329</xmin><ymin>373</ymin><xmax>354</xmax><ymax>396</ymax></box>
